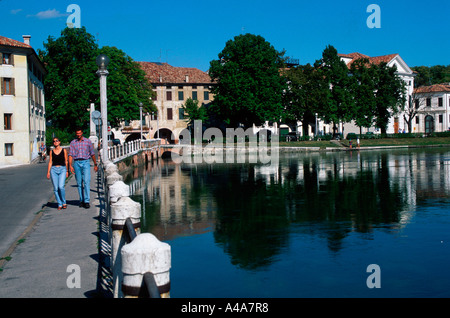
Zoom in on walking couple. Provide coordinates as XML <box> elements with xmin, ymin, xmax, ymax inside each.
<box><xmin>47</xmin><ymin>128</ymin><xmax>98</xmax><ymax>210</ymax></box>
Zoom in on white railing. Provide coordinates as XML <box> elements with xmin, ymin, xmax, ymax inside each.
<box><xmin>108</xmin><ymin>139</ymin><xmax>161</xmax><ymax>163</ymax></box>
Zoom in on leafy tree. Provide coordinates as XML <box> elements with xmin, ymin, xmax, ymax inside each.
<box><xmin>181</xmin><ymin>97</ymin><xmax>209</xmax><ymax>127</ymax></box>
<box><xmin>208</xmin><ymin>33</ymin><xmax>287</xmax><ymax>128</ymax></box>
<box><xmin>39</xmin><ymin>27</ymin><xmax>98</xmax><ymax>132</ymax></box>
<box><xmin>39</xmin><ymin>27</ymin><xmax>155</xmax><ymax>132</ymax></box>
<box><xmin>349</xmin><ymin>58</ymin><xmax>377</xmax><ymax>133</ymax></box>
<box><xmin>314</xmin><ymin>45</ymin><xmax>355</xmax><ymax>135</ymax></box>
<box><xmin>284</xmin><ymin>63</ymin><xmax>328</xmax><ymax>135</ymax></box>
<box><xmin>412</xmin><ymin>65</ymin><xmax>450</xmax><ymax>87</ymax></box>
<box><xmin>372</xmin><ymin>63</ymin><xmax>406</xmax><ymax>134</ymax></box>
<box><xmin>97</xmin><ymin>46</ymin><xmax>156</xmax><ymax>127</ymax></box>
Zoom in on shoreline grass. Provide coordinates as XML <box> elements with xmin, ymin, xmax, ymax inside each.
<box><xmin>278</xmin><ymin>136</ymin><xmax>450</xmax><ymax>149</ymax></box>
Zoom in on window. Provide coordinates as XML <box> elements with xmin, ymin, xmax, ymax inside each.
<box><xmin>166</xmin><ymin>91</ymin><xmax>172</xmax><ymax>101</ymax></box>
<box><xmin>426</xmin><ymin>98</ymin><xmax>431</xmax><ymax>107</ymax></box>
<box><xmin>416</xmin><ymin>116</ymin><xmax>419</xmax><ymax>124</ymax></box>
<box><xmin>204</xmin><ymin>91</ymin><xmax>209</xmax><ymax>101</ymax></box>
<box><xmin>439</xmin><ymin>114</ymin><xmax>443</xmax><ymax>123</ymax></box>
<box><xmin>1</xmin><ymin>78</ymin><xmax>15</xmax><ymax>95</ymax></box>
<box><xmin>438</xmin><ymin>98</ymin><xmax>443</xmax><ymax>107</ymax></box>
<box><xmin>4</xmin><ymin>113</ymin><xmax>12</xmax><ymax>130</ymax></box>
<box><xmin>167</xmin><ymin>108</ymin><xmax>173</xmax><ymax>120</ymax></box>
<box><xmin>5</xmin><ymin>143</ymin><xmax>13</xmax><ymax>156</ymax></box>
<box><xmin>178</xmin><ymin>91</ymin><xmax>184</xmax><ymax>101</ymax></box>
<box><xmin>1</xmin><ymin>53</ymin><xmax>13</xmax><ymax>65</ymax></box>
<box><xmin>415</xmin><ymin>99</ymin><xmax>420</xmax><ymax>109</ymax></box>
<box><xmin>192</xmin><ymin>91</ymin><xmax>197</xmax><ymax>100</ymax></box>
<box><xmin>179</xmin><ymin>108</ymin><xmax>185</xmax><ymax>120</ymax></box>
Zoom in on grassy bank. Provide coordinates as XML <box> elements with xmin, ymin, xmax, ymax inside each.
<box><xmin>278</xmin><ymin>136</ymin><xmax>450</xmax><ymax>149</ymax></box>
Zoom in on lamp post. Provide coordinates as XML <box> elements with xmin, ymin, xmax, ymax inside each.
<box><xmin>96</xmin><ymin>54</ymin><xmax>110</xmax><ymax>162</ymax></box>
<box><xmin>139</xmin><ymin>102</ymin><xmax>143</xmax><ymax>141</ymax></box>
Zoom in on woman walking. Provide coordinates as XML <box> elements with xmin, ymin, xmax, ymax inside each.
<box><xmin>47</xmin><ymin>138</ymin><xmax>69</xmax><ymax>210</ymax></box>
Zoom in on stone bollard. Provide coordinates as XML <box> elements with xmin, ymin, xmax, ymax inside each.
<box><xmin>106</xmin><ymin>171</ymin><xmax>123</xmax><ymax>187</ymax></box>
<box><xmin>109</xmin><ymin>180</ymin><xmax>130</xmax><ymax>203</ymax></box>
<box><xmin>110</xmin><ymin>196</ymin><xmax>141</xmax><ymax>298</ymax></box>
<box><xmin>121</xmin><ymin>233</ymin><xmax>171</xmax><ymax>298</ymax></box>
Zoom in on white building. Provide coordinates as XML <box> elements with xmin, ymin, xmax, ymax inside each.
<box><xmin>1</xmin><ymin>35</ymin><xmax>46</xmax><ymax>166</ymax></box>
<box><xmin>412</xmin><ymin>83</ymin><xmax>450</xmax><ymax>133</ymax></box>
<box><xmin>338</xmin><ymin>52</ymin><xmax>416</xmax><ymax>136</ymax></box>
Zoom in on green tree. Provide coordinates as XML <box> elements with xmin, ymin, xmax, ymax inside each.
<box><xmin>39</xmin><ymin>27</ymin><xmax>156</xmax><ymax>132</ymax></box>
<box><xmin>181</xmin><ymin>97</ymin><xmax>209</xmax><ymax>127</ymax></box>
<box><xmin>314</xmin><ymin>45</ymin><xmax>355</xmax><ymax>135</ymax></box>
<box><xmin>412</xmin><ymin>65</ymin><xmax>450</xmax><ymax>87</ymax></box>
<box><xmin>373</xmin><ymin>62</ymin><xmax>406</xmax><ymax>134</ymax></box>
<box><xmin>284</xmin><ymin>63</ymin><xmax>328</xmax><ymax>135</ymax></box>
<box><xmin>97</xmin><ymin>46</ymin><xmax>156</xmax><ymax>127</ymax></box>
<box><xmin>39</xmin><ymin>27</ymin><xmax>98</xmax><ymax>132</ymax></box>
<box><xmin>208</xmin><ymin>33</ymin><xmax>287</xmax><ymax>128</ymax></box>
<box><xmin>349</xmin><ymin>58</ymin><xmax>377</xmax><ymax>133</ymax></box>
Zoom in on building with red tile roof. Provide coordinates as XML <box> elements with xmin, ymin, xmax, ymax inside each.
<box><xmin>412</xmin><ymin>83</ymin><xmax>450</xmax><ymax>133</ymax></box>
<box><xmin>113</xmin><ymin>62</ymin><xmax>215</xmax><ymax>144</ymax></box>
<box><xmin>335</xmin><ymin>52</ymin><xmax>416</xmax><ymax>135</ymax></box>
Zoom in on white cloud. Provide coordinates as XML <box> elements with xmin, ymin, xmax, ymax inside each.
<box><xmin>28</xmin><ymin>9</ymin><xmax>68</xmax><ymax>19</ymax></box>
<box><xmin>10</xmin><ymin>9</ymin><xmax>23</xmax><ymax>14</ymax></box>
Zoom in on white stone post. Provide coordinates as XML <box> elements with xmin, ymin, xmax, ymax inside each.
<box><xmin>109</xmin><ymin>180</ymin><xmax>129</xmax><ymax>203</ymax></box>
<box><xmin>121</xmin><ymin>233</ymin><xmax>171</xmax><ymax>298</ymax></box>
<box><xmin>110</xmin><ymin>196</ymin><xmax>141</xmax><ymax>298</ymax></box>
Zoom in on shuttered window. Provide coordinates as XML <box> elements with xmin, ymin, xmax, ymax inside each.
<box><xmin>1</xmin><ymin>78</ymin><xmax>15</xmax><ymax>95</ymax></box>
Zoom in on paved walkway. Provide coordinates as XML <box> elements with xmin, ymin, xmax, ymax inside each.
<box><xmin>0</xmin><ymin>161</ymin><xmax>109</xmax><ymax>298</ymax></box>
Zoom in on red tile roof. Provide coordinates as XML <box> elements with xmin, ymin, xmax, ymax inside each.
<box><xmin>137</xmin><ymin>62</ymin><xmax>214</xmax><ymax>84</ymax></box>
<box><xmin>0</xmin><ymin>35</ymin><xmax>32</xmax><ymax>49</ymax></box>
<box><xmin>339</xmin><ymin>52</ymin><xmax>398</xmax><ymax>68</ymax></box>
<box><xmin>414</xmin><ymin>83</ymin><xmax>450</xmax><ymax>94</ymax></box>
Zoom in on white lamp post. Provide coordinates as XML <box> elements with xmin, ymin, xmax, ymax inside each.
<box><xmin>139</xmin><ymin>102</ymin><xmax>143</xmax><ymax>141</ymax></box>
<box><xmin>96</xmin><ymin>54</ymin><xmax>110</xmax><ymax>162</ymax></box>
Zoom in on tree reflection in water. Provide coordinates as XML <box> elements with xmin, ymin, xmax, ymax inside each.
<box><xmin>125</xmin><ymin>149</ymin><xmax>441</xmax><ymax>271</ymax></box>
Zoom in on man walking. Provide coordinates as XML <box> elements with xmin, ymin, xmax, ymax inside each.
<box><xmin>69</xmin><ymin>128</ymin><xmax>98</xmax><ymax>208</ymax></box>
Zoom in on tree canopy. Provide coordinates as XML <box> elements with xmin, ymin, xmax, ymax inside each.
<box><xmin>208</xmin><ymin>33</ymin><xmax>287</xmax><ymax>128</ymax></box>
<box><xmin>39</xmin><ymin>27</ymin><xmax>155</xmax><ymax>133</ymax></box>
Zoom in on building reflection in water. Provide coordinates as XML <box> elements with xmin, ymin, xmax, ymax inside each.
<box><xmin>125</xmin><ymin>148</ymin><xmax>450</xmax><ymax>270</ymax></box>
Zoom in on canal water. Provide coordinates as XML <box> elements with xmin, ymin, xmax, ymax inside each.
<box><xmin>124</xmin><ymin>147</ymin><xmax>450</xmax><ymax>298</ymax></box>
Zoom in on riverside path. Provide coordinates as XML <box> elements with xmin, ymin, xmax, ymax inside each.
<box><xmin>0</xmin><ymin>158</ymin><xmax>103</xmax><ymax>298</ymax></box>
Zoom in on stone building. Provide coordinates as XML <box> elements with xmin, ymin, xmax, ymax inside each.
<box><xmin>130</xmin><ymin>62</ymin><xmax>215</xmax><ymax>144</ymax></box>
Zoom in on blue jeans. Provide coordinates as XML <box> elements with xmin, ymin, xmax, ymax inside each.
<box><xmin>50</xmin><ymin>166</ymin><xmax>67</xmax><ymax>207</ymax></box>
<box><xmin>73</xmin><ymin>159</ymin><xmax>91</xmax><ymax>204</ymax></box>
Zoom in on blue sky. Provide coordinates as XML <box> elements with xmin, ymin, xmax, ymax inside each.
<box><xmin>1</xmin><ymin>0</ymin><xmax>449</xmax><ymax>72</ymax></box>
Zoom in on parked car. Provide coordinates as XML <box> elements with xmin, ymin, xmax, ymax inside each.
<box><xmin>285</xmin><ymin>132</ymin><xmax>298</xmax><ymax>142</ymax></box>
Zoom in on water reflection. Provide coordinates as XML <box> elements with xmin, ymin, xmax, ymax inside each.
<box><xmin>125</xmin><ymin>148</ymin><xmax>450</xmax><ymax>272</ymax></box>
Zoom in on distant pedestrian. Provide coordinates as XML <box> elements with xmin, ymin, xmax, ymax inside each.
<box><xmin>47</xmin><ymin>138</ymin><xmax>69</xmax><ymax>210</ymax></box>
<box><xmin>39</xmin><ymin>143</ymin><xmax>47</xmax><ymax>162</ymax></box>
<box><xmin>69</xmin><ymin>128</ymin><xmax>98</xmax><ymax>209</ymax></box>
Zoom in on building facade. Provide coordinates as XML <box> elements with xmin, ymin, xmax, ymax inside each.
<box><xmin>412</xmin><ymin>83</ymin><xmax>450</xmax><ymax>133</ymax></box>
<box><xmin>112</xmin><ymin>62</ymin><xmax>215</xmax><ymax>144</ymax></box>
<box><xmin>338</xmin><ymin>52</ymin><xmax>416</xmax><ymax>135</ymax></box>
<box><xmin>0</xmin><ymin>35</ymin><xmax>46</xmax><ymax>166</ymax></box>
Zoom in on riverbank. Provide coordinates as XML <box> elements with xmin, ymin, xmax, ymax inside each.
<box><xmin>278</xmin><ymin>136</ymin><xmax>450</xmax><ymax>150</ymax></box>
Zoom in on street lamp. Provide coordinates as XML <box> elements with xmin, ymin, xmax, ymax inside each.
<box><xmin>139</xmin><ymin>102</ymin><xmax>143</xmax><ymax>141</ymax></box>
<box><xmin>96</xmin><ymin>54</ymin><xmax>110</xmax><ymax>162</ymax></box>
